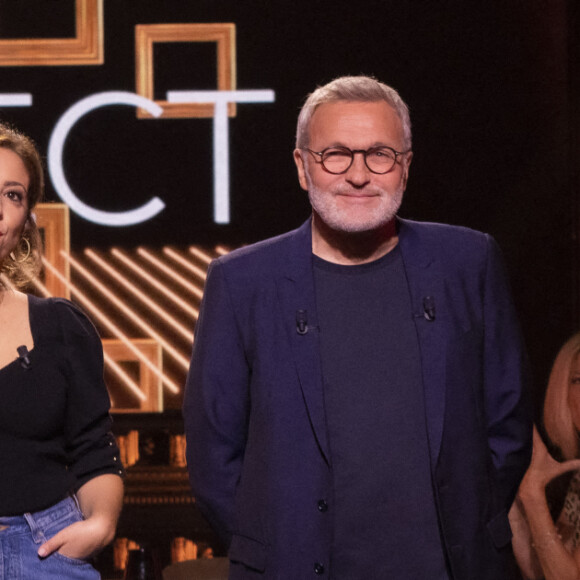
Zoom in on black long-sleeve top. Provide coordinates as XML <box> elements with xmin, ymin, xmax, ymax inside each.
<box><xmin>0</xmin><ymin>295</ymin><xmax>124</xmax><ymax>515</ymax></box>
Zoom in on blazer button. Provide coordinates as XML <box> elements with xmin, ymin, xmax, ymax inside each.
<box><xmin>317</xmin><ymin>499</ymin><xmax>328</xmax><ymax>512</ymax></box>
<box><xmin>314</xmin><ymin>562</ymin><xmax>325</xmax><ymax>575</ymax></box>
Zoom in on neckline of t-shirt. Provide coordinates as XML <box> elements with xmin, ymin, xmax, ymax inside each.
<box><xmin>312</xmin><ymin>244</ymin><xmax>401</xmax><ymax>275</ymax></box>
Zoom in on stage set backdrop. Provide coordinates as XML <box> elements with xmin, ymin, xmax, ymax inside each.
<box><xmin>0</xmin><ymin>0</ymin><xmax>580</xmax><ymax>416</ymax></box>
<box><xmin>1</xmin><ymin>0</ymin><xmax>579</xmax><ymax>574</ymax></box>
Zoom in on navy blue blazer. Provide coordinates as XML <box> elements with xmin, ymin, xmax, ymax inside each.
<box><xmin>184</xmin><ymin>218</ymin><xmax>532</xmax><ymax>579</ymax></box>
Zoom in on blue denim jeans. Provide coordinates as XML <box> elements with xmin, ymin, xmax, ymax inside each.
<box><xmin>0</xmin><ymin>496</ymin><xmax>100</xmax><ymax>579</ymax></box>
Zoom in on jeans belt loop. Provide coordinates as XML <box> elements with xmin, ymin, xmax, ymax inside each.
<box><xmin>23</xmin><ymin>511</ymin><xmax>44</xmax><ymax>544</ymax></box>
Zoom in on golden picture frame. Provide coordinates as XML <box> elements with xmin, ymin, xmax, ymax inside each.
<box><xmin>103</xmin><ymin>338</ymin><xmax>163</xmax><ymax>413</ymax></box>
<box><xmin>135</xmin><ymin>23</ymin><xmax>236</xmax><ymax>119</ymax></box>
<box><xmin>0</xmin><ymin>0</ymin><xmax>103</xmax><ymax>66</ymax></box>
<box><xmin>35</xmin><ymin>203</ymin><xmax>71</xmax><ymax>299</ymax></box>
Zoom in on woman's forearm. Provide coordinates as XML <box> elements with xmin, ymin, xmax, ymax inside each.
<box><xmin>519</xmin><ymin>486</ymin><xmax>580</xmax><ymax>580</ymax></box>
<box><xmin>76</xmin><ymin>473</ymin><xmax>124</xmax><ymax>547</ymax></box>
<box><xmin>509</xmin><ymin>498</ymin><xmax>544</xmax><ymax>579</ymax></box>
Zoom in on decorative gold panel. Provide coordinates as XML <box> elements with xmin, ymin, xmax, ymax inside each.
<box><xmin>135</xmin><ymin>23</ymin><xmax>236</xmax><ymax>119</ymax></box>
<box><xmin>0</xmin><ymin>0</ymin><xmax>103</xmax><ymax>66</ymax></box>
<box><xmin>35</xmin><ymin>203</ymin><xmax>70</xmax><ymax>299</ymax></box>
<box><xmin>103</xmin><ymin>339</ymin><xmax>163</xmax><ymax>413</ymax></box>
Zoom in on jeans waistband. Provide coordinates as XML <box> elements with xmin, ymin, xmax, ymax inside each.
<box><xmin>0</xmin><ymin>496</ymin><xmax>78</xmax><ymax>537</ymax></box>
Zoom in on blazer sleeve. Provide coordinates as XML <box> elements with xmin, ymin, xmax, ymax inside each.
<box><xmin>183</xmin><ymin>259</ymin><xmax>250</xmax><ymax>548</ymax></box>
<box><xmin>482</xmin><ymin>235</ymin><xmax>533</xmax><ymax>509</ymax></box>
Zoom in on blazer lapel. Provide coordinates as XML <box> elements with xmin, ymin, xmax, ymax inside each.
<box><xmin>398</xmin><ymin>219</ymin><xmax>447</xmax><ymax>465</ymax></box>
<box><xmin>273</xmin><ymin>218</ymin><xmax>449</xmax><ymax>467</ymax></box>
<box><xmin>275</xmin><ymin>220</ymin><xmax>331</xmax><ymax>465</ymax></box>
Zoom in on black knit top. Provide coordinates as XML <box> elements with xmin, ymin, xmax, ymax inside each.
<box><xmin>0</xmin><ymin>295</ymin><xmax>124</xmax><ymax>515</ymax></box>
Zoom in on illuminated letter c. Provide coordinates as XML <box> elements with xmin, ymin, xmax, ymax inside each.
<box><xmin>48</xmin><ymin>91</ymin><xmax>165</xmax><ymax>226</ymax></box>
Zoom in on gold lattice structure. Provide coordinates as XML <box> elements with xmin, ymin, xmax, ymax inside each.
<box><xmin>34</xmin><ymin>203</ymin><xmax>229</xmax><ymax>415</ymax></box>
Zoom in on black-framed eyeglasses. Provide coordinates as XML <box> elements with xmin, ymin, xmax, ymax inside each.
<box><xmin>303</xmin><ymin>145</ymin><xmax>411</xmax><ymax>175</ymax></box>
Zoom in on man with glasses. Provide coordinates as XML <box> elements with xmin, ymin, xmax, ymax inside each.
<box><xmin>184</xmin><ymin>76</ymin><xmax>531</xmax><ymax>579</ymax></box>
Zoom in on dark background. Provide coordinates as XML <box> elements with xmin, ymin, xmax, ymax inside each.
<box><xmin>1</xmin><ymin>0</ymin><xmax>578</xmax><ymax>414</ymax></box>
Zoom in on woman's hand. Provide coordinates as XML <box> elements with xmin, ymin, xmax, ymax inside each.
<box><xmin>37</xmin><ymin>474</ymin><xmax>123</xmax><ymax>560</ymax></box>
<box><xmin>519</xmin><ymin>426</ymin><xmax>580</xmax><ymax>502</ymax></box>
<box><xmin>37</xmin><ymin>515</ymin><xmax>116</xmax><ymax>560</ymax></box>
<box><xmin>512</xmin><ymin>426</ymin><xmax>580</xmax><ymax>580</ymax></box>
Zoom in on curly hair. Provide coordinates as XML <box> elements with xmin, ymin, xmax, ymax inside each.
<box><xmin>0</xmin><ymin>122</ymin><xmax>44</xmax><ymax>290</ymax></box>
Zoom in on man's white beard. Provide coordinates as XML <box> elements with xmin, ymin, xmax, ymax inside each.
<box><xmin>307</xmin><ymin>176</ymin><xmax>404</xmax><ymax>234</ymax></box>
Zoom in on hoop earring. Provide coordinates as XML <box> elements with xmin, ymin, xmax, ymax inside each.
<box><xmin>9</xmin><ymin>237</ymin><xmax>31</xmax><ymax>263</ymax></box>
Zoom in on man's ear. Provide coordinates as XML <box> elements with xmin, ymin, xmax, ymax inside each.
<box><xmin>293</xmin><ymin>148</ymin><xmax>309</xmax><ymax>191</ymax></box>
<box><xmin>401</xmin><ymin>151</ymin><xmax>413</xmax><ymax>190</ymax></box>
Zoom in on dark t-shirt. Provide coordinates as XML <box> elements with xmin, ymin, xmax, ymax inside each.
<box><xmin>314</xmin><ymin>247</ymin><xmax>448</xmax><ymax>579</ymax></box>
<box><xmin>0</xmin><ymin>295</ymin><xmax>123</xmax><ymax>515</ymax></box>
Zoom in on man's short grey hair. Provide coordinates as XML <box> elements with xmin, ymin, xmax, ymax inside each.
<box><xmin>295</xmin><ymin>75</ymin><xmax>412</xmax><ymax>150</ymax></box>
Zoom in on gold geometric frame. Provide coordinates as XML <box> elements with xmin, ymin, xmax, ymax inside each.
<box><xmin>35</xmin><ymin>203</ymin><xmax>71</xmax><ymax>299</ymax></box>
<box><xmin>0</xmin><ymin>0</ymin><xmax>103</xmax><ymax>66</ymax></box>
<box><xmin>135</xmin><ymin>23</ymin><xmax>236</xmax><ymax>119</ymax></box>
<box><xmin>103</xmin><ymin>339</ymin><xmax>163</xmax><ymax>413</ymax></box>
<box><xmin>35</xmin><ymin>205</ymin><xmax>167</xmax><ymax>414</ymax></box>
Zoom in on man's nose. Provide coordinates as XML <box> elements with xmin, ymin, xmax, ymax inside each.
<box><xmin>345</xmin><ymin>152</ymin><xmax>371</xmax><ymax>186</ymax></box>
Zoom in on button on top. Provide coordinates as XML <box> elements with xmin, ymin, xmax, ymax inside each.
<box><xmin>317</xmin><ymin>499</ymin><xmax>328</xmax><ymax>512</ymax></box>
<box><xmin>314</xmin><ymin>562</ymin><xmax>325</xmax><ymax>575</ymax></box>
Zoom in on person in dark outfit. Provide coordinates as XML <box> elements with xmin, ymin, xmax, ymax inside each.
<box><xmin>183</xmin><ymin>76</ymin><xmax>532</xmax><ymax>579</ymax></box>
<box><xmin>0</xmin><ymin>123</ymin><xmax>124</xmax><ymax>579</ymax></box>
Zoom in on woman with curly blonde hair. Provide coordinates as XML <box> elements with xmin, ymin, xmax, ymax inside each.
<box><xmin>0</xmin><ymin>123</ymin><xmax>44</xmax><ymax>289</ymax></box>
<box><xmin>0</xmin><ymin>122</ymin><xmax>124</xmax><ymax>579</ymax></box>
